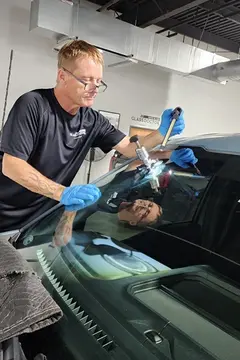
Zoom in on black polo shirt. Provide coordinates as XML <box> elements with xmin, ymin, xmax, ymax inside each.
<box><xmin>0</xmin><ymin>88</ymin><xmax>125</xmax><ymax>231</ymax></box>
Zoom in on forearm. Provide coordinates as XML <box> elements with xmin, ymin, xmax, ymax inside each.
<box><xmin>150</xmin><ymin>150</ymin><xmax>172</xmax><ymax>160</ymax></box>
<box><xmin>55</xmin><ymin>210</ymin><xmax>76</xmax><ymax>233</ymax></box>
<box><xmin>115</xmin><ymin>131</ymin><xmax>164</xmax><ymax>158</ymax></box>
<box><xmin>138</xmin><ymin>130</ymin><xmax>164</xmax><ymax>151</ymax></box>
<box><xmin>53</xmin><ymin>210</ymin><xmax>76</xmax><ymax>247</ymax></box>
<box><xmin>2</xmin><ymin>154</ymin><xmax>65</xmax><ymax>201</ymax></box>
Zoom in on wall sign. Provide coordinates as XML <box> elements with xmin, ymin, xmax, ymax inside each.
<box><xmin>99</xmin><ymin>110</ymin><xmax>121</xmax><ymax>129</ymax></box>
<box><xmin>131</xmin><ymin>114</ymin><xmax>160</xmax><ymax>130</ymax></box>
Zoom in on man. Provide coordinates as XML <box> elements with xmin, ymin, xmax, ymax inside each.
<box><xmin>0</xmin><ymin>39</ymin><xmax>185</xmax><ymax>232</ymax></box>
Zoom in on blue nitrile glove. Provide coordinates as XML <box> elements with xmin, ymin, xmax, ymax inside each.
<box><xmin>60</xmin><ymin>184</ymin><xmax>101</xmax><ymax>212</ymax></box>
<box><xmin>170</xmin><ymin>148</ymin><xmax>198</xmax><ymax>169</ymax></box>
<box><xmin>159</xmin><ymin>108</ymin><xmax>185</xmax><ymax>137</ymax></box>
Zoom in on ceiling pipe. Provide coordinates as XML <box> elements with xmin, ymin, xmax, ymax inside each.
<box><xmin>97</xmin><ymin>0</ymin><xmax>121</xmax><ymax>12</ymax></box>
<box><xmin>156</xmin><ymin>0</ymin><xmax>240</xmax><ymax>34</ymax></box>
<box><xmin>141</xmin><ymin>0</ymin><xmax>210</xmax><ymax>28</ymax></box>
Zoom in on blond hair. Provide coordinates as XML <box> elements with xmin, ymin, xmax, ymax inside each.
<box><xmin>58</xmin><ymin>39</ymin><xmax>104</xmax><ymax>68</ymax></box>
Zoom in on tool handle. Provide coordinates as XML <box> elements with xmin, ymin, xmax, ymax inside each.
<box><xmin>171</xmin><ymin>107</ymin><xmax>182</xmax><ymax>120</ymax></box>
<box><xmin>161</xmin><ymin>107</ymin><xmax>182</xmax><ymax>148</ymax></box>
<box><xmin>130</xmin><ymin>134</ymin><xmax>142</xmax><ymax>149</ymax></box>
<box><xmin>161</xmin><ymin>119</ymin><xmax>177</xmax><ymax>147</ymax></box>
<box><xmin>130</xmin><ymin>135</ymin><xmax>139</xmax><ymax>143</ymax></box>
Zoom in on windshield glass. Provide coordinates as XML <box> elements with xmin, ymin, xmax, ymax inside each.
<box><xmin>15</xmin><ymin>146</ymin><xmax>240</xmax><ymax>360</ymax></box>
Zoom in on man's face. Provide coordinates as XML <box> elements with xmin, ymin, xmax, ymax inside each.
<box><xmin>60</xmin><ymin>57</ymin><xmax>103</xmax><ymax>108</ymax></box>
<box><xmin>118</xmin><ymin>199</ymin><xmax>162</xmax><ymax>226</ymax></box>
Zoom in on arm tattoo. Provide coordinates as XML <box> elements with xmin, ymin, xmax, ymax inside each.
<box><xmin>57</xmin><ymin>211</ymin><xmax>76</xmax><ymax>228</ymax></box>
<box><xmin>53</xmin><ymin>211</ymin><xmax>76</xmax><ymax>246</ymax></box>
<box><xmin>20</xmin><ymin>171</ymin><xmax>64</xmax><ymax>199</ymax></box>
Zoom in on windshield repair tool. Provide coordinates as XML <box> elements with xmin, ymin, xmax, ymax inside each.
<box><xmin>130</xmin><ymin>135</ymin><xmax>160</xmax><ymax>192</ymax></box>
<box><xmin>130</xmin><ymin>135</ymin><xmax>151</xmax><ymax>170</ymax></box>
<box><xmin>191</xmin><ymin>163</ymin><xmax>202</xmax><ymax>176</ymax></box>
<box><xmin>160</xmin><ymin>107</ymin><xmax>182</xmax><ymax>150</ymax></box>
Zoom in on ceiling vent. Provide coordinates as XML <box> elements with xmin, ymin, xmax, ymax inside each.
<box><xmin>190</xmin><ymin>58</ymin><xmax>240</xmax><ymax>84</ymax></box>
<box><xmin>29</xmin><ymin>0</ymin><xmax>228</xmax><ymax>77</ymax></box>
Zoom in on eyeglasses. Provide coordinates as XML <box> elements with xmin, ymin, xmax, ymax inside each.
<box><xmin>62</xmin><ymin>67</ymin><xmax>107</xmax><ymax>93</ymax></box>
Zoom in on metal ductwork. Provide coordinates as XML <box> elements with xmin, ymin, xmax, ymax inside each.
<box><xmin>29</xmin><ymin>0</ymin><xmax>228</xmax><ymax>76</ymax></box>
<box><xmin>190</xmin><ymin>58</ymin><xmax>240</xmax><ymax>85</ymax></box>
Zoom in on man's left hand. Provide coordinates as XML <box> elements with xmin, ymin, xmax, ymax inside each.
<box><xmin>170</xmin><ymin>148</ymin><xmax>198</xmax><ymax>168</ymax></box>
<box><xmin>159</xmin><ymin>108</ymin><xmax>185</xmax><ymax>137</ymax></box>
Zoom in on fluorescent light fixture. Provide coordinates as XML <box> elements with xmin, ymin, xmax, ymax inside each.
<box><xmin>53</xmin><ymin>36</ymin><xmax>77</xmax><ymax>51</ymax></box>
<box><xmin>60</xmin><ymin>0</ymin><xmax>73</xmax><ymax>5</ymax></box>
<box><xmin>53</xmin><ymin>37</ymin><xmax>137</xmax><ymax>70</ymax></box>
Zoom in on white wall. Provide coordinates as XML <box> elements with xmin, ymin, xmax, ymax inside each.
<box><xmin>2</xmin><ymin>0</ymin><xmax>240</xmax><ymax>187</ymax></box>
<box><xmin>0</xmin><ymin>0</ymin><xmax>57</xmax><ymax>114</ymax></box>
<box><xmin>168</xmin><ymin>73</ymin><xmax>240</xmax><ymax>136</ymax></box>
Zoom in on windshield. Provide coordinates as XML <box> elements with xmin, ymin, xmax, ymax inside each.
<box><xmin>15</xmin><ymin>146</ymin><xmax>240</xmax><ymax>360</ymax></box>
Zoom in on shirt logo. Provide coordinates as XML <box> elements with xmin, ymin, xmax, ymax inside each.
<box><xmin>70</xmin><ymin>129</ymin><xmax>86</xmax><ymax>139</ymax></box>
<box><xmin>107</xmin><ymin>192</ymin><xmax>118</xmax><ymax>207</ymax></box>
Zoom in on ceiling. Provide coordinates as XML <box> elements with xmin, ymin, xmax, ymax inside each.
<box><xmin>87</xmin><ymin>0</ymin><xmax>240</xmax><ymax>54</ymax></box>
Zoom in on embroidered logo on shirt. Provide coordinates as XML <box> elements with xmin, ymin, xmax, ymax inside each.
<box><xmin>70</xmin><ymin>129</ymin><xmax>86</xmax><ymax>139</ymax></box>
<box><xmin>107</xmin><ymin>192</ymin><xmax>119</xmax><ymax>207</ymax></box>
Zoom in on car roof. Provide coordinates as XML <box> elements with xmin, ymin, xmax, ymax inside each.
<box><xmin>167</xmin><ymin>133</ymin><xmax>240</xmax><ymax>156</ymax></box>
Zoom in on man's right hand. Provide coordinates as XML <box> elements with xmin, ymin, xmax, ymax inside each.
<box><xmin>159</xmin><ymin>108</ymin><xmax>185</xmax><ymax>137</ymax></box>
<box><xmin>60</xmin><ymin>184</ymin><xmax>101</xmax><ymax>211</ymax></box>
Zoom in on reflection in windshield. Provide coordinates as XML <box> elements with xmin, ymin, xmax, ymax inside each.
<box><xmin>74</xmin><ymin>158</ymin><xmax>208</xmax><ymax>242</ymax></box>
<box><xmin>55</xmin><ymin>233</ymin><xmax>170</xmax><ymax>280</ymax></box>
<box><xmin>20</xmin><ymin>151</ymin><xmax>210</xmax><ymax>249</ymax></box>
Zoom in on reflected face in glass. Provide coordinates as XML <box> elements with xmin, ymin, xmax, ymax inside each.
<box><xmin>118</xmin><ymin>199</ymin><xmax>162</xmax><ymax>226</ymax></box>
